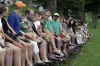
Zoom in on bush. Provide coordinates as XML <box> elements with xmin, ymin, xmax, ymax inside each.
<box><xmin>8</xmin><ymin>6</ymin><xmax>36</xmax><ymax>16</ymax></box>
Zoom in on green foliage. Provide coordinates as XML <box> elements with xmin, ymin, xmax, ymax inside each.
<box><xmin>8</xmin><ymin>6</ymin><xmax>14</xmax><ymax>14</ymax></box>
<box><xmin>8</xmin><ymin>6</ymin><xmax>35</xmax><ymax>16</ymax></box>
<box><xmin>23</xmin><ymin>0</ymin><xmax>37</xmax><ymax>2</ymax></box>
<box><xmin>21</xmin><ymin>6</ymin><xmax>35</xmax><ymax>16</ymax></box>
<box><xmin>63</xmin><ymin>0</ymin><xmax>85</xmax><ymax>9</ymax></box>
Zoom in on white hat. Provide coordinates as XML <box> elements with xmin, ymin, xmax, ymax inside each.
<box><xmin>54</xmin><ymin>13</ymin><xmax>60</xmax><ymax>16</ymax></box>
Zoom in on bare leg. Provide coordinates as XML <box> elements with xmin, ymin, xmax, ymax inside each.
<box><xmin>26</xmin><ymin>47</ymin><xmax>33</xmax><ymax>66</ymax></box>
<box><xmin>49</xmin><ymin>44</ymin><xmax>53</xmax><ymax>54</ymax></box>
<box><xmin>18</xmin><ymin>41</ymin><xmax>31</xmax><ymax>66</ymax></box>
<box><xmin>34</xmin><ymin>53</ymin><xmax>42</xmax><ymax>63</ymax></box>
<box><xmin>20</xmin><ymin>41</ymin><xmax>33</xmax><ymax>66</ymax></box>
<box><xmin>57</xmin><ymin>37</ymin><xmax>61</xmax><ymax>51</ymax></box>
<box><xmin>63</xmin><ymin>43</ymin><xmax>68</xmax><ymax>56</ymax></box>
<box><xmin>5</xmin><ymin>47</ymin><xmax>13</xmax><ymax>66</ymax></box>
<box><xmin>50</xmin><ymin>35</ymin><xmax>57</xmax><ymax>52</ymax></box>
<box><xmin>7</xmin><ymin>43</ymin><xmax>22</xmax><ymax>66</ymax></box>
<box><xmin>56</xmin><ymin>37</ymin><xmax>64</xmax><ymax>57</ymax></box>
<box><xmin>40</xmin><ymin>39</ymin><xmax>48</xmax><ymax>61</ymax></box>
<box><xmin>0</xmin><ymin>48</ymin><xmax>6</xmax><ymax>66</ymax></box>
<box><xmin>31</xmin><ymin>42</ymin><xmax>42</xmax><ymax>63</ymax></box>
<box><xmin>21</xmin><ymin>47</ymin><xmax>26</xmax><ymax>66</ymax></box>
<box><xmin>10</xmin><ymin>42</ymin><xmax>25</xmax><ymax>66</ymax></box>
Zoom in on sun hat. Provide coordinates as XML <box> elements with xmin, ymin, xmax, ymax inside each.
<box><xmin>15</xmin><ymin>1</ymin><xmax>26</xmax><ymax>8</ymax></box>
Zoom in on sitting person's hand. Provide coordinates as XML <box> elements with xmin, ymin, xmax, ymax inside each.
<box><xmin>17</xmin><ymin>35</ymin><xmax>26</xmax><ymax>40</ymax></box>
<box><xmin>13</xmin><ymin>42</ymin><xmax>23</xmax><ymax>48</ymax></box>
<box><xmin>40</xmin><ymin>33</ymin><xmax>47</xmax><ymax>37</ymax></box>
<box><xmin>36</xmin><ymin>37</ymin><xmax>43</xmax><ymax>43</ymax></box>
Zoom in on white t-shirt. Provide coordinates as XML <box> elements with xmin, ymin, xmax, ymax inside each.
<box><xmin>34</xmin><ymin>20</ymin><xmax>41</xmax><ymax>30</ymax></box>
<box><xmin>0</xmin><ymin>18</ymin><xmax>2</xmax><ymax>29</ymax></box>
<box><xmin>0</xmin><ymin>18</ymin><xmax>5</xmax><ymax>47</ymax></box>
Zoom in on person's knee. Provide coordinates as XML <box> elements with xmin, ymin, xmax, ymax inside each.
<box><xmin>51</xmin><ymin>35</ymin><xmax>55</xmax><ymax>39</ymax></box>
<box><xmin>13</xmin><ymin>47</ymin><xmax>21</xmax><ymax>54</ymax></box>
<box><xmin>57</xmin><ymin>36</ymin><xmax>61</xmax><ymax>41</ymax></box>
<box><xmin>42</xmin><ymin>40</ymin><xmax>47</xmax><ymax>45</ymax></box>
<box><xmin>0</xmin><ymin>47</ymin><xmax>6</xmax><ymax>54</ymax></box>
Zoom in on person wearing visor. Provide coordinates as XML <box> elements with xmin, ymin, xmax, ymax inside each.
<box><xmin>41</xmin><ymin>11</ymin><xmax>63</xmax><ymax>60</ymax></box>
<box><xmin>51</xmin><ymin>13</ymin><xmax>64</xmax><ymax>57</ymax></box>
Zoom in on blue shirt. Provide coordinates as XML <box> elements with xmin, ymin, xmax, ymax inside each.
<box><xmin>8</xmin><ymin>11</ymin><xmax>20</xmax><ymax>34</ymax></box>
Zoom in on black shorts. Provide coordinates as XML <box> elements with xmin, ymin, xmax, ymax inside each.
<box><xmin>7</xmin><ymin>32</ymin><xmax>17</xmax><ymax>41</ymax></box>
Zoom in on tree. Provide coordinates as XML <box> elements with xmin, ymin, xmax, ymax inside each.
<box><xmin>59</xmin><ymin>0</ymin><xmax>86</xmax><ymax>20</ymax></box>
<box><xmin>85</xmin><ymin>0</ymin><xmax>100</xmax><ymax>28</ymax></box>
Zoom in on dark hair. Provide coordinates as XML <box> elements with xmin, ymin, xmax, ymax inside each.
<box><xmin>25</xmin><ymin>9</ymin><xmax>30</xmax><ymax>16</ymax></box>
<box><xmin>0</xmin><ymin>7</ymin><xmax>7</xmax><ymax>15</ymax></box>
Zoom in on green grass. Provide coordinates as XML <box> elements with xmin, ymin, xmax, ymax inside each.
<box><xmin>70</xmin><ymin>24</ymin><xmax>100</xmax><ymax>66</ymax></box>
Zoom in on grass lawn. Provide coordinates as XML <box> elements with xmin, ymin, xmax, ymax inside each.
<box><xmin>70</xmin><ymin>23</ymin><xmax>100</xmax><ymax>66</ymax></box>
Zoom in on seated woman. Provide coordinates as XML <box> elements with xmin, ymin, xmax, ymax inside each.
<box><xmin>59</xmin><ymin>16</ymin><xmax>71</xmax><ymax>56</ymax></box>
<box><xmin>0</xmin><ymin>6</ymin><xmax>22</xmax><ymax>66</ymax></box>
<box><xmin>20</xmin><ymin>11</ymin><xmax>50</xmax><ymax>64</ymax></box>
<box><xmin>65</xmin><ymin>17</ymin><xmax>76</xmax><ymax>49</ymax></box>
<box><xmin>20</xmin><ymin>16</ymin><xmax>43</xmax><ymax>64</ymax></box>
<box><xmin>1</xmin><ymin>6</ymin><xmax>33</xmax><ymax>66</ymax></box>
<box><xmin>31</xmin><ymin>12</ymin><xmax>51</xmax><ymax>63</ymax></box>
<box><xmin>0</xmin><ymin>16</ymin><xmax>6</xmax><ymax>66</ymax></box>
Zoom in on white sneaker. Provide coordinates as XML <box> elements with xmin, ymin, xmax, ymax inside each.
<box><xmin>60</xmin><ymin>52</ymin><xmax>64</xmax><ymax>57</ymax></box>
<box><xmin>35</xmin><ymin>60</ymin><xmax>43</xmax><ymax>64</ymax></box>
<box><xmin>44</xmin><ymin>60</ymin><xmax>51</xmax><ymax>63</ymax></box>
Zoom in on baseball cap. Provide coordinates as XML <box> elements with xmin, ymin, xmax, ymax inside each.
<box><xmin>15</xmin><ymin>1</ymin><xmax>26</xmax><ymax>8</ymax></box>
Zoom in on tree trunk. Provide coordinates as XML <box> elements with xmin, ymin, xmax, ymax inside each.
<box><xmin>92</xmin><ymin>13</ymin><xmax>98</xmax><ymax>29</ymax></box>
<box><xmin>47</xmin><ymin>0</ymin><xmax>57</xmax><ymax>11</ymax></box>
<box><xmin>80</xmin><ymin>0</ymin><xmax>85</xmax><ymax>21</ymax></box>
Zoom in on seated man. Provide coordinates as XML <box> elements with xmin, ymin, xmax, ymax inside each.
<box><xmin>50</xmin><ymin>13</ymin><xmax>64</xmax><ymax>57</ymax></box>
<box><xmin>41</xmin><ymin>11</ymin><xmax>63</xmax><ymax>58</ymax></box>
